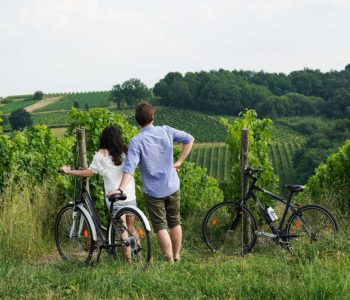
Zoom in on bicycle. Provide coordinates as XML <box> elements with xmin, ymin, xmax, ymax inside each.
<box><xmin>55</xmin><ymin>169</ymin><xmax>152</xmax><ymax>264</ymax></box>
<box><xmin>202</xmin><ymin>166</ymin><xmax>338</xmax><ymax>255</ymax></box>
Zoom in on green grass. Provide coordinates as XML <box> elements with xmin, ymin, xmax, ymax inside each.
<box><xmin>1</xmin><ymin>217</ymin><xmax>349</xmax><ymax>299</ymax></box>
<box><xmin>35</xmin><ymin>92</ymin><xmax>112</xmax><ymax>112</ymax></box>
<box><xmin>1</xmin><ymin>164</ymin><xmax>348</xmax><ymax>299</ymax></box>
<box><xmin>0</xmin><ymin>98</ymin><xmax>37</xmax><ymax>114</ymax></box>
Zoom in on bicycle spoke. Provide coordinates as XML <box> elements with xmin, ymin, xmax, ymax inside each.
<box><xmin>55</xmin><ymin>205</ymin><xmax>94</xmax><ymax>263</ymax></box>
<box><xmin>287</xmin><ymin>205</ymin><xmax>337</xmax><ymax>244</ymax></box>
<box><xmin>110</xmin><ymin>208</ymin><xmax>151</xmax><ymax>263</ymax></box>
<box><xmin>203</xmin><ymin>202</ymin><xmax>257</xmax><ymax>255</ymax></box>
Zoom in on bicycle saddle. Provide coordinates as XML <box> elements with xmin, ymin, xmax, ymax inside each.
<box><xmin>108</xmin><ymin>193</ymin><xmax>127</xmax><ymax>202</ymax></box>
<box><xmin>283</xmin><ymin>185</ymin><xmax>305</xmax><ymax>192</ymax></box>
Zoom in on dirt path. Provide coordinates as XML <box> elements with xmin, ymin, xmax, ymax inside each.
<box><xmin>25</xmin><ymin>96</ymin><xmax>61</xmax><ymax>112</ymax></box>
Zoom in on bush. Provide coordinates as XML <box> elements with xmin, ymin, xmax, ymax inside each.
<box><xmin>307</xmin><ymin>139</ymin><xmax>350</xmax><ymax>214</ymax></box>
<box><xmin>0</xmin><ymin>125</ymin><xmax>75</xmax><ymax>192</ymax></box>
<box><xmin>9</xmin><ymin>108</ymin><xmax>33</xmax><ymax>130</ymax></box>
<box><xmin>33</xmin><ymin>91</ymin><xmax>44</xmax><ymax>100</ymax></box>
<box><xmin>179</xmin><ymin>161</ymin><xmax>223</xmax><ymax>216</ymax></box>
<box><xmin>221</xmin><ymin>109</ymin><xmax>278</xmax><ymax>203</ymax></box>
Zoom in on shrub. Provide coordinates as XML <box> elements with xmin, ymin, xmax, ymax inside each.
<box><xmin>33</xmin><ymin>91</ymin><xmax>44</xmax><ymax>100</ymax></box>
<box><xmin>307</xmin><ymin>139</ymin><xmax>350</xmax><ymax>214</ymax></box>
<box><xmin>179</xmin><ymin>161</ymin><xmax>223</xmax><ymax>216</ymax></box>
<box><xmin>221</xmin><ymin>109</ymin><xmax>278</xmax><ymax>203</ymax></box>
<box><xmin>9</xmin><ymin>108</ymin><xmax>33</xmax><ymax>130</ymax></box>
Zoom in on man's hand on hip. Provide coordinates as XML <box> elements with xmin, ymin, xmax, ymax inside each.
<box><xmin>173</xmin><ymin>161</ymin><xmax>182</xmax><ymax>172</ymax></box>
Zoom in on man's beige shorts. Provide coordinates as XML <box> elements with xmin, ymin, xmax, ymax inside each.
<box><xmin>143</xmin><ymin>190</ymin><xmax>181</xmax><ymax>233</ymax></box>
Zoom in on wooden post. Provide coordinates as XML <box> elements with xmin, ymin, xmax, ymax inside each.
<box><xmin>240</xmin><ymin>128</ymin><xmax>250</xmax><ymax>250</ymax></box>
<box><xmin>76</xmin><ymin>127</ymin><xmax>89</xmax><ymax>192</ymax></box>
<box><xmin>240</xmin><ymin>128</ymin><xmax>249</xmax><ymax>197</ymax></box>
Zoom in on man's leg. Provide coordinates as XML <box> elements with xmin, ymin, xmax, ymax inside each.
<box><xmin>166</xmin><ymin>190</ymin><xmax>182</xmax><ymax>261</ymax></box>
<box><xmin>170</xmin><ymin>225</ymin><xmax>182</xmax><ymax>260</ymax></box>
<box><xmin>157</xmin><ymin>229</ymin><xmax>174</xmax><ymax>263</ymax></box>
<box><xmin>144</xmin><ymin>193</ymin><xmax>174</xmax><ymax>262</ymax></box>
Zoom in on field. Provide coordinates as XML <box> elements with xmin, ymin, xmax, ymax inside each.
<box><xmin>187</xmin><ymin>140</ymin><xmax>304</xmax><ymax>188</ymax></box>
<box><xmin>34</xmin><ymin>91</ymin><xmax>112</xmax><ymax>112</ymax></box>
<box><xmin>123</xmin><ymin>106</ymin><xmax>227</xmax><ymax>142</ymax></box>
<box><xmin>1</xmin><ymin>92</ymin><xmax>306</xmax><ymax>187</ymax></box>
<box><xmin>0</xmin><ymin>98</ymin><xmax>38</xmax><ymax>114</ymax></box>
<box><xmin>1</xmin><ymin>92</ymin><xmax>347</xmax><ymax>299</ymax></box>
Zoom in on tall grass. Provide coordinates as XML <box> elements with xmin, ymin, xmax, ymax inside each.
<box><xmin>1</xmin><ymin>179</ymin><xmax>350</xmax><ymax>298</ymax></box>
<box><xmin>0</xmin><ymin>177</ymin><xmax>63</xmax><ymax>261</ymax></box>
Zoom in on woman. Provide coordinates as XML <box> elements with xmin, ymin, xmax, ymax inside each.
<box><xmin>61</xmin><ymin>125</ymin><xmax>137</xmax><ymax>260</ymax></box>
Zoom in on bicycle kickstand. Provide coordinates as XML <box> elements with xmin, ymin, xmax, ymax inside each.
<box><xmin>96</xmin><ymin>245</ymin><xmax>103</xmax><ymax>263</ymax></box>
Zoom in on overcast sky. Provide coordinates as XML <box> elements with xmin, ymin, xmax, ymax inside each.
<box><xmin>1</xmin><ymin>0</ymin><xmax>349</xmax><ymax>97</ymax></box>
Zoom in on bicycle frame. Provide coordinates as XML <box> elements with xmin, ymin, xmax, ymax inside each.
<box><xmin>71</xmin><ymin>177</ymin><xmax>151</xmax><ymax>258</ymax></box>
<box><xmin>71</xmin><ymin>178</ymin><xmax>129</xmax><ymax>252</ymax></box>
<box><xmin>242</xmin><ymin>176</ymin><xmax>300</xmax><ymax>238</ymax></box>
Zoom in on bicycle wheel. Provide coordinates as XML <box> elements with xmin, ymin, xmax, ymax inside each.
<box><xmin>55</xmin><ymin>204</ymin><xmax>94</xmax><ymax>263</ymax></box>
<box><xmin>110</xmin><ymin>207</ymin><xmax>152</xmax><ymax>262</ymax></box>
<box><xmin>202</xmin><ymin>201</ymin><xmax>258</xmax><ymax>255</ymax></box>
<box><xmin>286</xmin><ymin>204</ymin><xmax>338</xmax><ymax>244</ymax></box>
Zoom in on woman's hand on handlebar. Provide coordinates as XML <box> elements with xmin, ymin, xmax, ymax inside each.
<box><xmin>60</xmin><ymin>165</ymin><xmax>72</xmax><ymax>174</ymax></box>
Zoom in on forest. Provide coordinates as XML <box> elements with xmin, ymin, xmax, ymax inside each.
<box><xmin>153</xmin><ymin>65</ymin><xmax>350</xmax><ymax>119</ymax></box>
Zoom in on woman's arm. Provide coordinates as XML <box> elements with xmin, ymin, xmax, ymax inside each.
<box><xmin>61</xmin><ymin>165</ymin><xmax>93</xmax><ymax>177</ymax></box>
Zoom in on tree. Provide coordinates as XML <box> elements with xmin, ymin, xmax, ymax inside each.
<box><xmin>9</xmin><ymin>108</ymin><xmax>33</xmax><ymax>130</ymax></box>
<box><xmin>73</xmin><ymin>101</ymin><xmax>80</xmax><ymax>108</ymax></box>
<box><xmin>33</xmin><ymin>91</ymin><xmax>44</xmax><ymax>100</ymax></box>
<box><xmin>111</xmin><ymin>78</ymin><xmax>152</xmax><ymax>107</ymax></box>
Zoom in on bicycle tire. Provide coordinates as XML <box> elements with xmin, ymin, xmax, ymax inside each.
<box><xmin>55</xmin><ymin>204</ymin><xmax>94</xmax><ymax>263</ymax></box>
<box><xmin>202</xmin><ymin>201</ymin><xmax>258</xmax><ymax>255</ymax></box>
<box><xmin>109</xmin><ymin>207</ymin><xmax>152</xmax><ymax>262</ymax></box>
<box><xmin>286</xmin><ymin>204</ymin><xmax>338</xmax><ymax>244</ymax></box>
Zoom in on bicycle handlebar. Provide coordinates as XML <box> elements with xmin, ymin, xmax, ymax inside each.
<box><xmin>244</xmin><ymin>167</ymin><xmax>263</xmax><ymax>176</ymax></box>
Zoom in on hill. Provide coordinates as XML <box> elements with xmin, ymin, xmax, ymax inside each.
<box><xmin>0</xmin><ymin>92</ymin><xmax>307</xmax><ymax>188</ymax></box>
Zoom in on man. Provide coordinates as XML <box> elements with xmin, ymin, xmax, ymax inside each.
<box><xmin>110</xmin><ymin>102</ymin><xmax>194</xmax><ymax>262</ymax></box>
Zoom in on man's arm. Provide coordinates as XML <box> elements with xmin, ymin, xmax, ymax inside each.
<box><xmin>119</xmin><ymin>172</ymin><xmax>132</xmax><ymax>192</ymax></box>
<box><xmin>173</xmin><ymin>138</ymin><xmax>194</xmax><ymax>171</ymax></box>
<box><xmin>108</xmin><ymin>139</ymin><xmax>140</xmax><ymax>196</ymax></box>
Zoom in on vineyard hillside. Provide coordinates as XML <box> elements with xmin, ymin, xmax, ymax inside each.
<box><xmin>1</xmin><ymin>92</ymin><xmax>306</xmax><ymax>186</ymax></box>
<box><xmin>187</xmin><ymin>140</ymin><xmax>304</xmax><ymax>190</ymax></box>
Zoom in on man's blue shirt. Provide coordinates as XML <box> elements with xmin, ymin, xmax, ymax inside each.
<box><xmin>123</xmin><ymin>125</ymin><xmax>193</xmax><ymax>198</ymax></box>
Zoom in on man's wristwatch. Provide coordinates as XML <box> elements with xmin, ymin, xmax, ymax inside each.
<box><xmin>117</xmin><ymin>188</ymin><xmax>123</xmax><ymax>193</ymax></box>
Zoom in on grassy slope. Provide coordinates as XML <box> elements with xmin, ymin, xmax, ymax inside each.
<box><xmin>1</xmin><ymin>217</ymin><xmax>349</xmax><ymax>299</ymax></box>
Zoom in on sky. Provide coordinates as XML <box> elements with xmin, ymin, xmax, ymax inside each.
<box><xmin>1</xmin><ymin>0</ymin><xmax>350</xmax><ymax>97</ymax></box>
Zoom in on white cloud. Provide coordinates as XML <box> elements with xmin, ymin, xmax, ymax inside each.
<box><xmin>0</xmin><ymin>0</ymin><xmax>349</xmax><ymax>96</ymax></box>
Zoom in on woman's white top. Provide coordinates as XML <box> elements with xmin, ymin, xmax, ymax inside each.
<box><xmin>88</xmin><ymin>150</ymin><xmax>136</xmax><ymax>203</ymax></box>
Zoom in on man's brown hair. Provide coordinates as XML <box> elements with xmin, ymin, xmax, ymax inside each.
<box><xmin>135</xmin><ymin>102</ymin><xmax>154</xmax><ymax>126</ymax></box>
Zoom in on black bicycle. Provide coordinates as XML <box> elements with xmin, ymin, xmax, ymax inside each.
<box><xmin>55</xmin><ymin>170</ymin><xmax>152</xmax><ymax>264</ymax></box>
<box><xmin>202</xmin><ymin>167</ymin><xmax>338</xmax><ymax>255</ymax></box>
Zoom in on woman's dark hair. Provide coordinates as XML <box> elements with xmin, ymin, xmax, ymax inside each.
<box><xmin>99</xmin><ymin>125</ymin><xmax>128</xmax><ymax>166</ymax></box>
